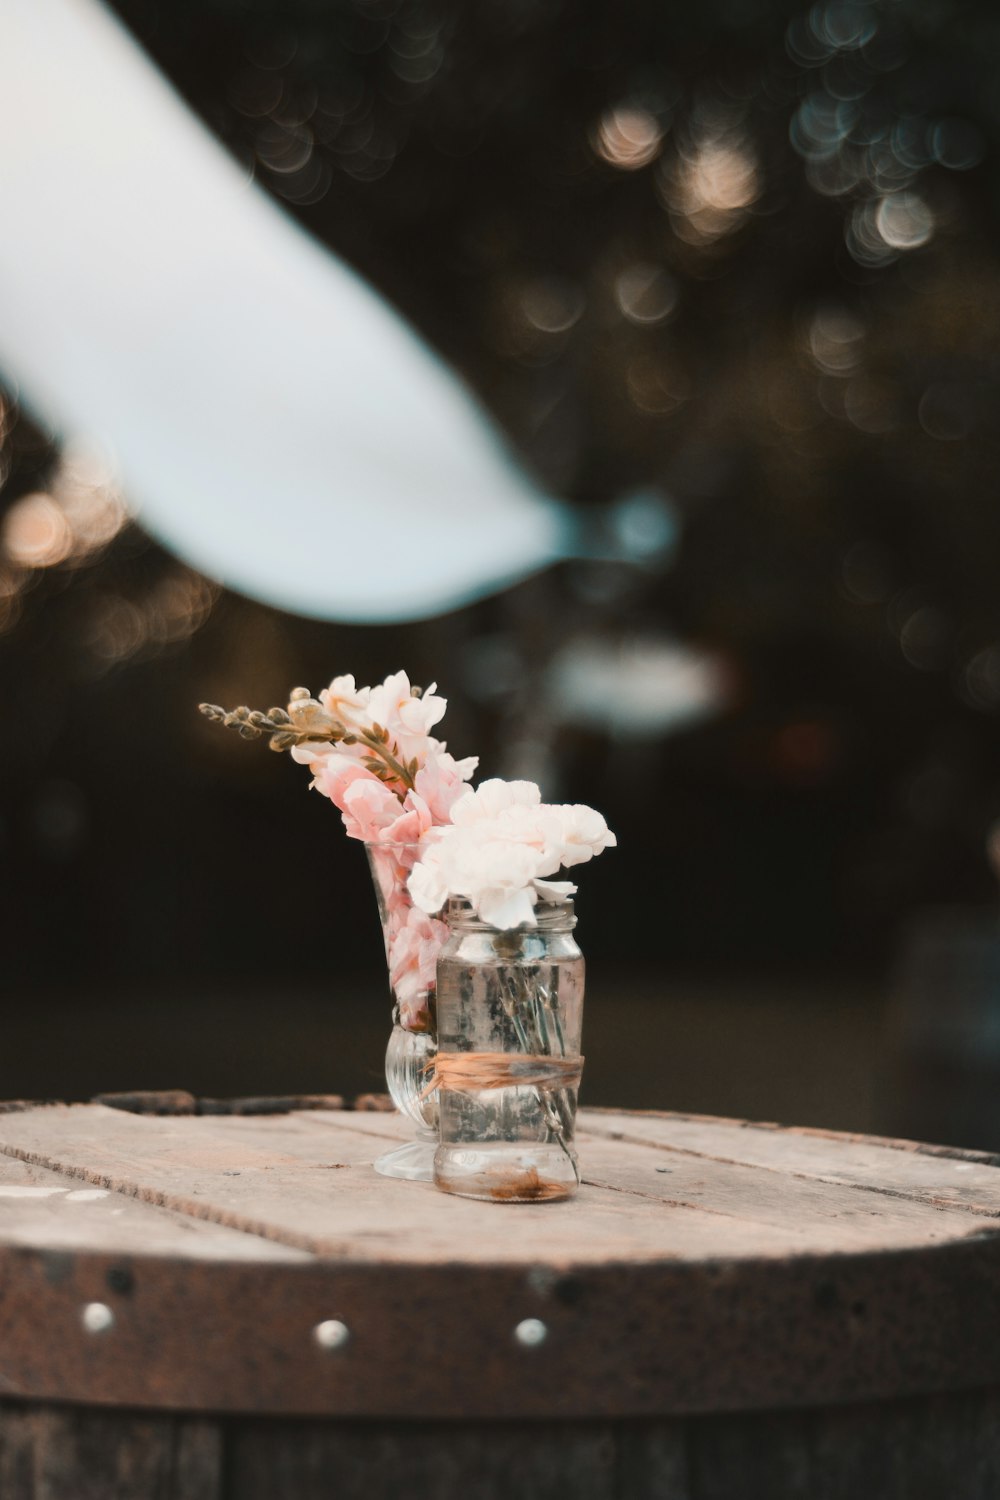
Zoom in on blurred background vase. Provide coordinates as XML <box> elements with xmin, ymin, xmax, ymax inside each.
<box><xmin>365</xmin><ymin>842</ymin><xmax>439</xmax><ymax>1181</ymax></box>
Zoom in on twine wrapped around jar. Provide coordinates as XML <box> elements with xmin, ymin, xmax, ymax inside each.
<box><xmin>422</xmin><ymin>1052</ymin><xmax>583</xmax><ymax>1099</ymax></box>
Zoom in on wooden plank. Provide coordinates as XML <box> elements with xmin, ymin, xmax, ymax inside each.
<box><xmin>577</xmin><ymin>1135</ymin><xmax>1000</xmax><ymax>1251</ymax></box>
<box><xmin>314</xmin><ymin>1110</ymin><xmax>1000</xmax><ymax>1254</ymax></box>
<box><xmin>614</xmin><ymin>1422</ymin><xmax>692</xmax><ymax>1500</ymax></box>
<box><xmin>0</xmin><ymin>1403</ymin><xmax>222</xmax><ymax>1500</ymax></box>
<box><xmin>5</xmin><ymin>1104</ymin><xmax>997</xmax><ymax>1264</ymax></box>
<box><xmin>229</xmin><ymin>1419</ymin><xmax>621</xmax><ymax>1500</ymax></box>
<box><xmin>0</xmin><ymin>1138</ymin><xmax>310</xmax><ymax>1263</ymax></box>
<box><xmin>685</xmin><ymin>1385</ymin><xmax>1000</xmax><ymax>1500</ymax></box>
<box><xmin>3</xmin><ymin>1395</ymin><xmax>996</xmax><ymax>1500</ymax></box>
<box><xmin>582</xmin><ymin>1109</ymin><xmax>1000</xmax><ymax>1215</ymax></box>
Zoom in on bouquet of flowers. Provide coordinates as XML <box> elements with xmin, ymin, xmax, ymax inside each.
<box><xmin>200</xmin><ymin>671</ymin><xmax>616</xmax><ymax>1034</ymax></box>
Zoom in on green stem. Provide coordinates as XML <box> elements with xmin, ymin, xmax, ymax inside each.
<box><xmin>357</xmin><ymin>729</ymin><xmax>415</xmax><ymax>791</ymax></box>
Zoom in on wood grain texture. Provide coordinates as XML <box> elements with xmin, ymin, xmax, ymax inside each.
<box><xmin>4</xmin><ymin>1104</ymin><xmax>998</xmax><ymax>1261</ymax></box>
<box><xmin>1</xmin><ymin>1102</ymin><xmax>999</xmax><ymax>1499</ymax></box>
<box><xmin>0</xmin><ymin>1105</ymin><xmax>999</xmax><ymax>1419</ymax></box>
<box><xmin>4</xmin><ymin>1396</ymin><xmax>996</xmax><ymax>1500</ymax></box>
<box><xmin>685</xmin><ymin>1385</ymin><xmax>1000</xmax><ymax>1500</ymax></box>
<box><xmin>0</xmin><ymin>1404</ymin><xmax>222</xmax><ymax>1500</ymax></box>
<box><xmin>582</xmin><ymin>1108</ymin><xmax>1000</xmax><ymax>1211</ymax></box>
<box><xmin>228</xmin><ymin>1420</ymin><xmax>621</xmax><ymax>1500</ymax></box>
<box><xmin>0</xmin><ymin>1144</ymin><xmax>309</xmax><ymax>1262</ymax></box>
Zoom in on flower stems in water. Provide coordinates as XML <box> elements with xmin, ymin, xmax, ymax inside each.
<box><xmin>495</xmin><ymin>953</ymin><xmax>578</xmax><ymax>1182</ymax></box>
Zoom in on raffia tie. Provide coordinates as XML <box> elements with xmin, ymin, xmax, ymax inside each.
<box><xmin>422</xmin><ymin>1052</ymin><xmax>583</xmax><ymax>1098</ymax></box>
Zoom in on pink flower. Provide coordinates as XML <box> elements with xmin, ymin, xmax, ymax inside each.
<box><xmin>314</xmin><ymin>757</ymin><xmax>404</xmax><ymax>841</ymax></box>
<box><xmin>315</xmin><ymin>756</ymin><xmax>372</xmax><ymax>805</ymax></box>
<box><xmin>379</xmin><ymin>790</ymin><xmax>435</xmax><ymax>847</ymax></box>
<box><xmin>289</xmin><ymin>737</ymin><xmax>344</xmax><ymax>778</ymax></box>
<box><xmin>312</xmin><ymin>755</ymin><xmax>463</xmax><ymax>855</ymax></box>
<box><xmin>388</xmin><ymin>905</ymin><xmax>450</xmax><ymax>1030</ymax></box>
<box><xmin>341</xmin><ymin>777</ymin><xmax>406</xmax><ymax>842</ymax></box>
<box><xmin>363</xmin><ymin>671</ymin><xmax>458</xmax><ymax>770</ymax></box>
<box><xmin>367</xmin><ymin>844</ymin><xmax>418</xmax><ymax>939</ymax></box>
<box><xmin>413</xmin><ymin>749</ymin><xmax>478</xmax><ymax>824</ymax></box>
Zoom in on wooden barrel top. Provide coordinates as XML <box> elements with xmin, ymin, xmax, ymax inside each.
<box><xmin>1</xmin><ymin>1098</ymin><xmax>999</xmax><ymax>1420</ymax></box>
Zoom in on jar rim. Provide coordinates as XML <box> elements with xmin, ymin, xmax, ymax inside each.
<box><xmin>444</xmin><ymin>895</ymin><xmax>577</xmax><ymax>932</ymax></box>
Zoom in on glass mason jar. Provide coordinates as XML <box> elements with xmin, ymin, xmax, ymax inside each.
<box><xmin>433</xmin><ymin>898</ymin><xmax>585</xmax><ymax>1202</ymax></box>
<box><xmin>365</xmin><ymin>842</ymin><xmax>442</xmax><ymax>1181</ymax></box>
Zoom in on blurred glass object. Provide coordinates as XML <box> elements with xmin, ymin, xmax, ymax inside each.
<box><xmin>548</xmin><ymin>635</ymin><xmax>728</xmax><ymax>738</ymax></box>
<box><xmin>607</xmin><ymin>489</ymin><xmax>679</xmax><ymax>568</ymax></box>
<box><xmin>0</xmin><ymin>0</ymin><xmax>570</xmax><ymax>623</ymax></box>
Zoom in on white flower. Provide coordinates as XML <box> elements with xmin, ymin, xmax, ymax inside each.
<box><xmin>449</xmin><ymin>778</ymin><xmax>542</xmax><ymax>825</ymax></box>
<box><xmin>319</xmin><ymin>673</ymin><xmax>371</xmax><ymax>725</ymax></box>
<box><xmin>550</xmin><ymin>804</ymin><xmax>618</xmax><ymax>868</ymax></box>
<box><xmin>410</xmin><ymin>830</ymin><xmax>548</xmax><ymax>928</ymax></box>
<box><xmin>407</xmin><ymin>844</ymin><xmax>453</xmax><ymax>917</ymax></box>
<box><xmin>408</xmin><ymin>781</ymin><xmax>615</xmax><ymax>929</ymax></box>
<box><xmin>532</xmin><ymin>878</ymin><xmax>577</xmax><ymax>903</ymax></box>
<box><xmin>366</xmin><ymin>671</ymin><xmax>448</xmax><ymax>764</ymax></box>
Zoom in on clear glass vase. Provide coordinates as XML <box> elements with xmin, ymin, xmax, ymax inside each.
<box><xmin>433</xmin><ymin>898</ymin><xmax>585</xmax><ymax>1202</ymax></box>
<box><xmin>365</xmin><ymin>842</ymin><xmax>442</xmax><ymax>1182</ymax></box>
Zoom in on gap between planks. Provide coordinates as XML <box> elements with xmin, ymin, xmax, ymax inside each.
<box><xmin>585</xmin><ymin>1106</ymin><xmax>1000</xmax><ymax>1166</ymax></box>
<box><xmin>315</xmin><ymin>1109</ymin><xmax>1000</xmax><ymax>1223</ymax></box>
<box><xmin>0</xmin><ymin>1138</ymin><xmax>324</xmax><ymax>1258</ymax></box>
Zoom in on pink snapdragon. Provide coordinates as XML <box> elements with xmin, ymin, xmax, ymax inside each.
<box><xmin>293</xmin><ymin>669</ymin><xmax>476</xmax><ymax>825</ymax></box>
<box><xmin>339</xmin><ymin>775</ymin><xmax>404</xmax><ymax>842</ymax></box>
<box><xmin>388</xmin><ymin>904</ymin><xmax>451</xmax><ymax>1030</ymax></box>
<box><xmin>291</xmin><ymin>671</ymin><xmax>477</xmax><ymax>1031</ymax></box>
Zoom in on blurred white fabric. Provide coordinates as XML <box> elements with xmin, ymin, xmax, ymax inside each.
<box><xmin>0</xmin><ymin>0</ymin><xmax>568</xmax><ymax>620</ymax></box>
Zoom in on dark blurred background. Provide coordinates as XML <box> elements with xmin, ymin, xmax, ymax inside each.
<box><xmin>4</xmin><ymin>0</ymin><xmax>1000</xmax><ymax>1146</ymax></box>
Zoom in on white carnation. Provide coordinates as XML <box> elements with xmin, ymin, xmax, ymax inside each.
<box><xmin>407</xmin><ymin>782</ymin><xmax>614</xmax><ymax>929</ymax></box>
<box><xmin>550</xmin><ymin>804</ymin><xmax>618</xmax><ymax>868</ymax></box>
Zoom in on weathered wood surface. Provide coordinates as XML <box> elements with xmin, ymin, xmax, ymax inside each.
<box><xmin>3</xmin><ymin>1390</ymin><xmax>1000</xmax><ymax>1500</ymax></box>
<box><xmin>0</xmin><ymin>1404</ymin><xmax>222</xmax><ymax>1500</ymax></box>
<box><xmin>1</xmin><ymin>1103</ymin><xmax>1000</xmax><ymax>1424</ymax></box>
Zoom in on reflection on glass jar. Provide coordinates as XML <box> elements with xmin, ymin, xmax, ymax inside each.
<box><xmin>365</xmin><ymin>841</ymin><xmax>441</xmax><ymax>1181</ymax></box>
<box><xmin>434</xmin><ymin>898</ymin><xmax>584</xmax><ymax>1202</ymax></box>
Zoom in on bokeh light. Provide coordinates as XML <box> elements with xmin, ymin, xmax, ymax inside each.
<box><xmin>0</xmin><ymin>443</ymin><xmax>127</xmax><ymax>574</ymax></box>
<box><xmin>2</xmin><ymin>493</ymin><xmax>72</xmax><ymax>569</ymax></box>
<box><xmin>615</xmin><ymin>265</ymin><xmax>678</xmax><ymax>327</ymax></box>
<box><xmin>658</xmin><ymin>123</ymin><xmax>759</xmax><ymax>245</ymax></box>
<box><xmin>592</xmin><ymin>105</ymin><xmax>664</xmax><ymax>171</ymax></box>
